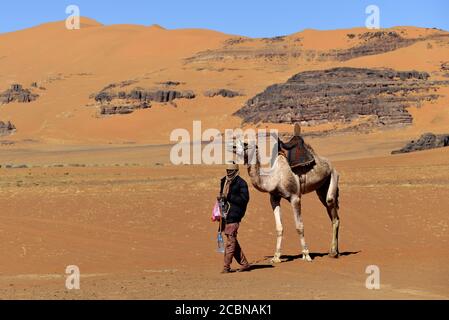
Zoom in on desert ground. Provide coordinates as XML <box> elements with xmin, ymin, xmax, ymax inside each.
<box><xmin>0</xmin><ymin>138</ymin><xmax>448</xmax><ymax>300</ymax></box>
<box><xmin>0</xmin><ymin>18</ymin><xmax>448</xmax><ymax>299</ymax></box>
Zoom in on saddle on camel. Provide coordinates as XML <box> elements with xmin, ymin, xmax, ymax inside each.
<box><xmin>278</xmin><ymin>123</ymin><xmax>315</xmax><ymax>171</ymax></box>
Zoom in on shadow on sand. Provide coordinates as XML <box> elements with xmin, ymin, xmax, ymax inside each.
<box><xmin>249</xmin><ymin>264</ymin><xmax>275</xmax><ymax>271</ymax></box>
<box><xmin>263</xmin><ymin>251</ymin><xmax>361</xmax><ymax>263</ymax></box>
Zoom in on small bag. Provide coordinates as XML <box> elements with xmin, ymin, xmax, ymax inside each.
<box><xmin>211</xmin><ymin>201</ymin><xmax>221</xmax><ymax>222</ymax></box>
<box><xmin>212</xmin><ymin>201</ymin><xmax>225</xmax><ymax>253</ymax></box>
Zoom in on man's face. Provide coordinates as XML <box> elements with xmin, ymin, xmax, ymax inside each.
<box><xmin>226</xmin><ymin>169</ymin><xmax>237</xmax><ymax>177</ymax></box>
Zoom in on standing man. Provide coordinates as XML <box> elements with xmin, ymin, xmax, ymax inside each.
<box><xmin>218</xmin><ymin>163</ymin><xmax>251</xmax><ymax>273</ymax></box>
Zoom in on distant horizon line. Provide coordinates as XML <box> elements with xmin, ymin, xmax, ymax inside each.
<box><xmin>1</xmin><ymin>16</ymin><xmax>447</xmax><ymax>38</ymax></box>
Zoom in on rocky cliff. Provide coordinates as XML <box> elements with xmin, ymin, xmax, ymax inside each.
<box><xmin>204</xmin><ymin>89</ymin><xmax>243</xmax><ymax>98</ymax></box>
<box><xmin>91</xmin><ymin>84</ymin><xmax>196</xmax><ymax>115</ymax></box>
<box><xmin>392</xmin><ymin>133</ymin><xmax>449</xmax><ymax>154</ymax></box>
<box><xmin>0</xmin><ymin>84</ymin><xmax>39</xmax><ymax>104</ymax></box>
<box><xmin>234</xmin><ymin>67</ymin><xmax>448</xmax><ymax>128</ymax></box>
<box><xmin>324</xmin><ymin>31</ymin><xmax>448</xmax><ymax>61</ymax></box>
<box><xmin>0</xmin><ymin>121</ymin><xmax>16</xmax><ymax>136</ymax></box>
<box><xmin>186</xmin><ymin>30</ymin><xmax>449</xmax><ymax>64</ymax></box>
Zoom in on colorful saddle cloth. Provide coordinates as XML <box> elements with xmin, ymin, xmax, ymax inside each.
<box><xmin>278</xmin><ymin>136</ymin><xmax>315</xmax><ymax>168</ymax></box>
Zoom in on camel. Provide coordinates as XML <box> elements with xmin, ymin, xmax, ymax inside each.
<box><xmin>232</xmin><ymin>137</ymin><xmax>340</xmax><ymax>263</ymax></box>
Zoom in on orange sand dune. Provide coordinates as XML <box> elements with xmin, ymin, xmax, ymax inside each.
<box><xmin>0</xmin><ymin>18</ymin><xmax>448</xmax><ymax>146</ymax></box>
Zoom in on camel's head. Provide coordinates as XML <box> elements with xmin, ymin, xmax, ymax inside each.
<box><xmin>232</xmin><ymin>139</ymin><xmax>246</xmax><ymax>156</ymax></box>
<box><xmin>228</xmin><ymin>138</ymin><xmax>257</xmax><ymax>165</ymax></box>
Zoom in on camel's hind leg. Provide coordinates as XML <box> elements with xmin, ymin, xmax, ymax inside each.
<box><xmin>291</xmin><ymin>195</ymin><xmax>312</xmax><ymax>262</ymax></box>
<box><xmin>270</xmin><ymin>194</ymin><xmax>283</xmax><ymax>263</ymax></box>
<box><xmin>316</xmin><ymin>170</ymin><xmax>340</xmax><ymax>258</ymax></box>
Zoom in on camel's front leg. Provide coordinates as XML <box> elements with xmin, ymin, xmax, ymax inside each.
<box><xmin>291</xmin><ymin>196</ymin><xmax>312</xmax><ymax>262</ymax></box>
<box><xmin>270</xmin><ymin>194</ymin><xmax>283</xmax><ymax>263</ymax></box>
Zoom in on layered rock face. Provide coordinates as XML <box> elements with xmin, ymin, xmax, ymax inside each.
<box><xmin>186</xmin><ymin>31</ymin><xmax>449</xmax><ymax>64</ymax></box>
<box><xmin>92</xmin><ymin>85</ymin><xmax>196</xmax><ymax>115</ymax></box>
<box><xmin>326</xmin><ymin>31</ymin><xmax>421</xmax><ymax>61</ymax></box>
<box><xmin>158</xmin><ymin>81</ymin><xmax>182</xmax><ymax>86</ymax></box>
<box><xmin>95</xmin><ymin>89</ymin><xmax>195</xmax><ymax>104</ymax></box>
<box><xmin>204</xmin><ymin>89</ymin><xmax>242</xmax><ymax>98</ymax></box>
<box><xmin>0</xmin><ymin>121</ymin><xmax>16</xmax><ymax>136</ymax></box>
<box><xmin>441</xmin><ymin>62</ymin><xmax>449</xmax><ymax>77</ymax></box>
<box><xmin>442</xmin><ymin>62</ymin><xmax>449</xmax><ymax>71</ymax></box>
<box><xmin>0</xmin><ymin>84</ymin><xmax>39</xmax><ymax>104</ymax></box>
<box><xmin>100</xmin><ymin>102</ymin><xmax>151</xmax><ymax>115</ymax></box>
<box><xmin>235</xmin><ymin>67</ymin><xmax>448</xmax><ymax>127</ymax></box>
<box><xmin>392</xmin><ymin>133</ymin><xmax>449</xmax><ymax>154</ymax></box>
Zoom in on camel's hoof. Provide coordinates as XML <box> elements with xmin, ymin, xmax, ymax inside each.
<box><xmin>328</xmin><ymin>251</ymin><xmax>339</xmax><ymax>259</ymax></box>
<box><xmin>270</xmin><ymin>257</ymin><xmax>282</xmax><ymax>264</ymax></box>
<box><xmin>302</xmin><ymin>254</ymin><xmax>313</xmax><ymax>262</ymax></box>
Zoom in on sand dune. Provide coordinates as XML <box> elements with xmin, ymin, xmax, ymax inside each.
<box><xmin>0</xmin><ymin>18</ymin><xmax>448</xmax><ymax>145</ymax></box>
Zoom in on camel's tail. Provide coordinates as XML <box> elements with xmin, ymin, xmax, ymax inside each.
<box><xmin>326</xmin><ymin>169</ymin><xmax>339</xmax><ymax>209</ymax></box>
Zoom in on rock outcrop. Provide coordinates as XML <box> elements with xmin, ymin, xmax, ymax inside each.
<box><xmin>95</xmin><ymin>88</ymin><xmax>195</xmax><ymax>104</ymax></box>
<box><xmin>0</xmin><ymin>84</ymin><xmax>39</xmax><ymax>104</ymax></box>
<box><xmin>158</xmin><ymin>81</ymin><xmax>182</xmax><ymax>86</ymax></box>
<box><xmin>100</xmin><ymin>102</ymin><xmax>151</xmax><ymax>115</ymax></box>
<box><xmin>441</xmin><ymin>62</ymin><xmax>449</xmax><ymax>77</ymax></box>
<box><xmin>91</xmin><ymin>85</ymin><xmax>196</xmax><ymax>115</ymax></box>
<box><xmin>234</xmin><ymin>67</ymin><xmax>448</xmax><ymax>128</ymax></box>
<box><xmin>0</xmin><ymin>121</ymin><xmax>16</xmax><ymax>136</ymax></box>
<box><xmin>186</xmin><ymin>31</ymin><xmax>449</xmax><ymax>64</ymax></box>
<box><xmin>204</xmin><ymin>89</ymin><xmax>243</xmax><ymax>98</ymax></box>
<box><xmin>392</xmin><ymin>133</ymin><xmax>449</xmax><ymax>154</ymax></box>
<box><xmin>140</xmin><ymin>89</ymin><xmax>194</xmax><ymax>102</ymax></box>
<box><xmin>326</xmin><ymin>31</ymin><xmax>417</xmax><ymax>61</ymax></box>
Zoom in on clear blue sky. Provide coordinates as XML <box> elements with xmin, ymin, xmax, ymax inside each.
<box><xmin>1</xmin><ymin>0</ymin><xmax>448</xmax><ymax>37</ymax></box>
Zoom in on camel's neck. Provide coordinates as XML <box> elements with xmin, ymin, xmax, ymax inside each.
<box><xmin>247</xmin><ymin>148</ymin><xmax>267</xmax><ymax>192</ymax></box>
